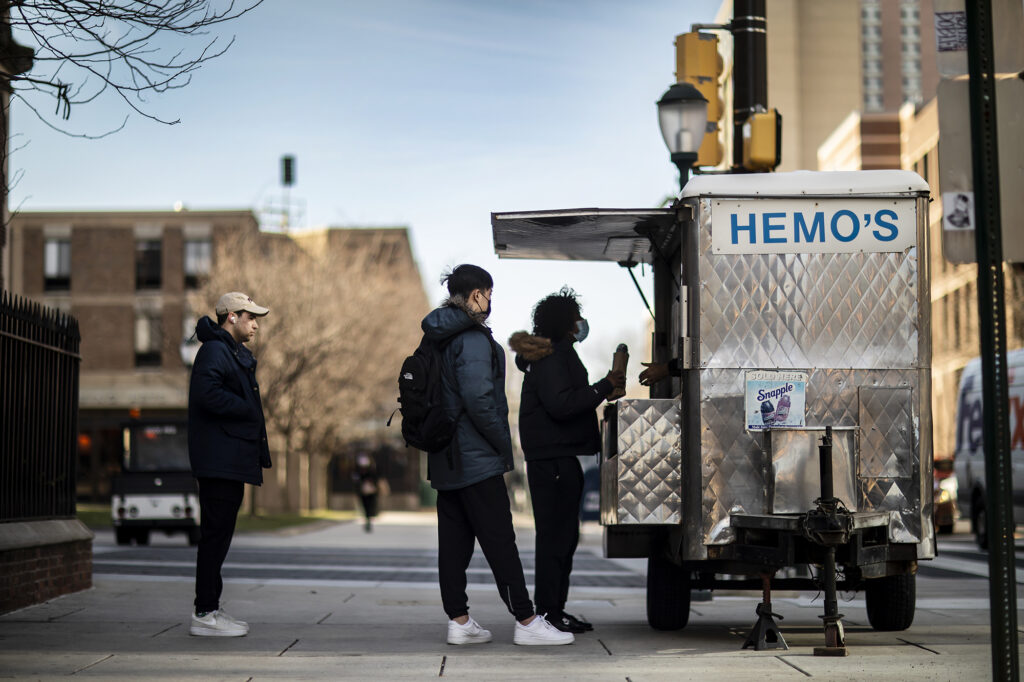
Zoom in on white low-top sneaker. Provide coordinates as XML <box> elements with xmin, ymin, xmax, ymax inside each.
<box><xmin>513</xmin><ymin>615</ymin><xmax>575</xmax><ymax>646</ymax></box>
<box><xmin>447</xmin><ymin>616</ymin><xmax>493</xmax><ymax>645</ymax></box>
<box><xmin>216</xmin><ymin>610</ymin><xmax>249</xmax><ymax>633</ymax></box>
<box><xmin>190</xmin><ymin>610</ymin><xmax>248</xmax><ymax>637</ymax></box>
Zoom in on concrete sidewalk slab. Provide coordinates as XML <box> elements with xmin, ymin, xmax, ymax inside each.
<box><xmin>0</xmin><ymin>515</ymin><xmax>1012</xmax><ymax>680</ymax></box>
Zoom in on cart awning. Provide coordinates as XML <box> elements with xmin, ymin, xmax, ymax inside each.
<box><xmin>491</xmin><ymin>208</ymin><xmax>677</xmax><ymax>264</ymax></box>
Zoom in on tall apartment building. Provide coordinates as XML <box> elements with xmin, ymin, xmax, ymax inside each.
<box><xmin>6</xmin><ymin>210</ymin><xmax>428</xmax><ymax>511</ymax></box>
<box><xmin>712</xmin><ymin>0</ymin><xmax>938</xmax><ymax>171</ymax></box>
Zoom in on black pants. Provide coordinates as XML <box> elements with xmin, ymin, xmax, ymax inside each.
<box><xmin>194</xmin><ymin>477</ymin><xmax>244</xmax><ymax>614</ymax></box>
<box><xmin>436</xmin><ymin>474</ymin><xmax>534</xmax><ymax>621</ymax></box>
<box><xmin>359</xmin><ymin>493</ymin><xmax>378</xmax><ymax>519</ymax></box>
<box><xmin>527</xmin><ymin>456</ymin><xmax>583</xmax><ymax>619</ymax></box>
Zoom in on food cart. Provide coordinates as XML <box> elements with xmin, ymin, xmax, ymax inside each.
<box><xmin>492</xmin><ymin>170</ymin><xmax>933</xmax><ymax>652</ymax></box>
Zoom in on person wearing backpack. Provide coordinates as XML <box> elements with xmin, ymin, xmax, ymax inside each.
<box><xmin>419</xmin><ymin>264</ymin><xmax>573</xmax><ymax>647</ymax></box>
<box><xmin>509</xmin><ymin>287</ymin><xmax>625</xmax><ymax>634</ymax></box>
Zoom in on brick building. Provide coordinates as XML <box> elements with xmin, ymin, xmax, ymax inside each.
<box><xmin>5</xmin><ymin>210</ymin><xmax>428</xmax><ymax>512</ymax></box>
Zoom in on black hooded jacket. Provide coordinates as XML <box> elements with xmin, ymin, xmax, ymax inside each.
<box><xmin>187</xmin><ymin>316</ymin><xmax>271</xmax><ymax>485</ymax></box>
<box><xmin>509</xmin><ymin>332</ymin><xmax>613</xmax><ymax>461</ymax></box>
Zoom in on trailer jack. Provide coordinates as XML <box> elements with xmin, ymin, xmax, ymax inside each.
<box><xmin>742</xmin><ymin>572</ymin><xmax>788</xmax><ymax>650</ymax></box>
<box><xmin>801</xmin><ymin>426</ymin><xmax>851</xmax><ymax>657</ymax></box>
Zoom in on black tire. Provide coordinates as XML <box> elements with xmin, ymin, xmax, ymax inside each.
<box><xmin>134</xmin><ymin>529</ymin><xmax>150</xmax><ymax>546</ymax></box>
<box><xmin>865</xmin><ymin>573</ymin><xmax>916</xmax><ymax>631</ymax></box>
<box><xmin>937</xmin><ymin>522</ymin><xmax>955</xmax><ymax>535</ymax></box>
<box><xmin>973</xmin><ymin>498</ymin><xmax>989</xmax><ymax>550</ymax></box>
<box><xmin>646</xmin><ymin>553</ymin><xmax>691</xmax><ymax>631</ymax></box>
<box><xmin>187</xmin><ymin>527</ymin><xmax>201</xmax><ymax>546</ymax></box>
<box><xmin>115</xmin><ymin>527</ymin><xmax>132</xmax><ymax>545</ymax></box>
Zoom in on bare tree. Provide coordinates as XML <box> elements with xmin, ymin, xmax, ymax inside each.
<box><xmin>4</xmin><ymin>0</ymin><xmax>263</xmax><ymax>136</ymax></box>
<box><xmin>193</xmin><ymin>226</ymin><xmax>428</xmax><ymax>512</ymax></box>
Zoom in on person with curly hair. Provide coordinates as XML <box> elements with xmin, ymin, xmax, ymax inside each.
<box><xmin>509</xmin><ymin>287</ymin><xmax>625</xmax><ymax>633</ymax></box>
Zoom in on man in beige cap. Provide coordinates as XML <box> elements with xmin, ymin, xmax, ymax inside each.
<box><xmin>187</xmin><ymin>292</ymin><xmax>270</xmax><ymax>637</ymax></box>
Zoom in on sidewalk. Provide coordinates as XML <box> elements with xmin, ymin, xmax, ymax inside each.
<box><xmin>0</xmin><ymin>512</ymin><xmax>1001</xmax><ymax>680</ymax></box>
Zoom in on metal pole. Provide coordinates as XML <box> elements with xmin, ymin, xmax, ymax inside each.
<box><xmin>965</xmin><ymin>1</ymin><xmax>1019</xmax><ymax>680</ymax></box>
<box><xmin>731</xmin><ymin>0</ymin><xmax>767</xmax><ymax>169</ymax></box>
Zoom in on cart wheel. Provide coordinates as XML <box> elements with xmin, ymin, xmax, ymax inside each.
<box><xmin>865</xmin><ymin>573</ymin><xmax>915</xmax><ymax>631</ymax></box>
<box><xmin>937</xmin><ymin>522</ymin><xmax>954</xmax><ymax>535</ymax></box>
<box><xmin>135</xmin><ymin>529</ymin><xmax>151</xmax><ymax>546</ymax></box>
<box><xmin>187</xmin><ymin>527</ymin><xmax>201</xmax><ymax>546</ymax></box>
<box><xmin>646</xmin><ymin>553</ymin><xmax>691</xmax><ymax>631</ymax></box>
<box><xmin>972</xmin><ymin>498</ymin><xmax>988</xmax><ymax>550</ymax></box>
<box><xmin>115</xmin><ymin>528</ymin><xmax>132</xmax><ymax>546</ymax></box>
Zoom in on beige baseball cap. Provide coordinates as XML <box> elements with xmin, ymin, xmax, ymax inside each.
<box><xmin>215</xmin><ymin>291</ymin><xmax>269</xmax><ymax>317</ymax></box>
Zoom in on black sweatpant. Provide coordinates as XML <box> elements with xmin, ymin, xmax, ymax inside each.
<box><xmin>436</xmin><ymin>474</ymin><xmax>534</xmax><ymax>622</ymax></box>
<box><xmin>527</xmin><ymin>456</ymin><xmax>584</xmax><ymax>619</ymax></box>
<box><xmin>194</xmin><ymin>477</ymin><xmax>244</xmax><ymax>614</ymax></box>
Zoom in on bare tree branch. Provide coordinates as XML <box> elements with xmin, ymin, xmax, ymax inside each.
<box><xmin>3</xmin><ymin>0</ymin><xmax>263</xmax><ymax>134</ymax></box>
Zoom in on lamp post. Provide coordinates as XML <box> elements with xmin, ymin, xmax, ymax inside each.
<box><xmin>657</xmin><ymin>82</ymin><xmax>709</xmax><ymax>190</ymax></box>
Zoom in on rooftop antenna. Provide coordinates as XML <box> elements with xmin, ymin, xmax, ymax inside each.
<box><xmin>281</xmin><ymin>155</ymin><xmax>295</xmax><ymax>231</ymax></box>
<box><xmin>260</xmin><ymin>155</ymin><xmax>305</xmax><ymax>231</ymax></box>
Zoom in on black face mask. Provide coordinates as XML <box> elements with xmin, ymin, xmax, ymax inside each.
<box><xmin>478</xmin><ymin>293</ymin><xmax>491</xmax><ymax>319</ymax></box>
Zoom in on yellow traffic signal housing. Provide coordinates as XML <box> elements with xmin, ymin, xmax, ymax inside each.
<box><xmin>675</xmin><ymin>31</ymin><xmax>724</xmax><ymax>167</ymax></box>
<box><xmin>742</xmin><ymin>109</ymin><xmax>782</xmax><ymax>171</ymax></box>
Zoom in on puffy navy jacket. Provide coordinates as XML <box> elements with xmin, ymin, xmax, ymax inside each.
<box><xmin>421</xmin><ymin>305</ymin><xmax>513</xmax><ymax>491</ymax></box>
<box><xmin>510</xmin><ymin>332</ymin><xmax>612</xmax><ymax>461</ymax></box>
<box><xmin>188</xmin><ymin>316</ymin><xmax>271</xmax><ymax>485</ymax></box>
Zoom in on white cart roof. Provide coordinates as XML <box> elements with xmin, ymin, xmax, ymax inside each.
<box><xmin>680</xmin><ymin>169</ymin><xmax>929</xmax><ymax>198</ymax></box>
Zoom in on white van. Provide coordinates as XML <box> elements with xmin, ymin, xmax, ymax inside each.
<box><xmin>953</xmin><ymin>348</ymin><xmax>1024</xmax><ymax>549</ymax></box>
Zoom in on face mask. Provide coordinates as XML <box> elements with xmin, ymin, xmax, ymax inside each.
<box><xmin>574</xmin><ymin>318</ymin><xmax>589</xmax><ymax>343</ymax></box>
<box><xmin>475</xmin><ymin>292</ymin><xmax>491</xmax><ymax>319</ymax></box>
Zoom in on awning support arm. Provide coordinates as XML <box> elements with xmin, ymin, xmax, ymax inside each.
<box><xmin>624</xmin><ymin>265</ymin><xmax>656</xmax><ymax>321</ymax></box>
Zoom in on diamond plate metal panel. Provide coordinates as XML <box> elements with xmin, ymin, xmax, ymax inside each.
<box><xmin>697</xmin><ymin>199</ymin><xmax>920</xmax><ymax>371</ymax></box>
<box><xmin>614</xmin><ymin>399</ymin><xmax>681</xmax><ymax>524</ymax></box>
<box><xmin>859</xmin><ymin>387</ymin><xmax>913</xmax><ymax>478</ymax></box>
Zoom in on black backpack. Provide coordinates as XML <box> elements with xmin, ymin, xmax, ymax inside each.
<box><xmin>389</xmin><ymin>327</ymin><xmax>498</xmax><ymax>458</ymax></box>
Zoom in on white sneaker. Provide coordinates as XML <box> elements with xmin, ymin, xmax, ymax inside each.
<box><xmin>216</xmin><ymin>609</ymin><xmax>249</xmax><ymax>633</ymax></box>
<box><xmin>190</xmin><ymin>610</ymin><xmax>248</xmax><ymax>637</ymax></box>
<box><xmin>447</xmin><ymin>616</ymin><xmax>493</xmax><ymax>645</ymax></box>
<box><xmin>513</xmin><ymin>615</ymin><xmax>575</xmax><ymax>646</ymax></box>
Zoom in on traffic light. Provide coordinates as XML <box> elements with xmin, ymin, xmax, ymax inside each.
<box><xmin>742</xmin><ymin>109</ymin><xmax>781</xmax><ymax>171</ymax></box>
<box><xmin>675</xmin><ymin>32</ymin><xmax>724</xmax><ymax>167</ymax></box>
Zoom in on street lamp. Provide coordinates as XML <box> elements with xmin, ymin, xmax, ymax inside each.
<box><xmin>657</xmin><ymin>82</ymin><xmax>708</xmax><ymax>189</ymax></box>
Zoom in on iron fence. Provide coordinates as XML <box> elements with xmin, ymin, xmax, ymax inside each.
<box><xmin>0</xmin><ymin>291</ymin><xmax>81</xmax><ymax>521</ymax></box>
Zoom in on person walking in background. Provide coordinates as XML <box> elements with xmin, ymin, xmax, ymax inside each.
<box><xmin>352</xmin><ymin>452</ymin><xmax>379</xmax><ymax>532</ymax></box>
<box><xmin>422</xmin><ymin>264</ymin><xmax>573</xmax><ymax>646</ymax></box>
<box><xmin>187</xmin><ymin>292</ymin><xmax>272</xmax><ymax>637</ymax></box>
<box><xmin>509</xmin><ymin>287</ymin><xmax>625</xmax><ymax>634</ymax></box>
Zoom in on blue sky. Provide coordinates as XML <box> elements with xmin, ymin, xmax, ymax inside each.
<box><xmin>10</xmin><ymin>0</ymin><xmax>720</xmax><ymax>379</ymax></box>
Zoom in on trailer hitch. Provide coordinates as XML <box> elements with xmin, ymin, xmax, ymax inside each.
<box><xmin>799</xmin><ymin>426</ymin><xmax>851</xmax><ymax>657</ymax></box>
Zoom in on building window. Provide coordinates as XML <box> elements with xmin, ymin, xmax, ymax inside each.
<box><xmin>135</xmin><ymin>310</ymin><xmax>162</xmax><ymax>367</ymax></box>
<box><xmin>44</xmin><ymin>238</ymin><xmax>71</xmax><ymax>291</ymax></box>
<box><xmin>184</xmin><ymin>239</ymin><xmax>211</xmax><ymax>289</ymax></box>
<box><xmin>135</xmin><ymin>240</ymin><xmax>162</xmax><ymax>290</ymax></box>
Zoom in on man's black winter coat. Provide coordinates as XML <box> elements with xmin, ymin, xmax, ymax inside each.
<box><xmin>510</xmin><ymin>332</ymin><xmax>612</xmax><ymax>461</ymax></box>
<box><xmin>188</xmin><ymin>316</ymin><xmax>271</xmax><ymax>485</ymax></box>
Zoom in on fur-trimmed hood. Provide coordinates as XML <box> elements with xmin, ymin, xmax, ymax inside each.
<box><xmin>508</xmin><ymin>331</ymin><xmax>553</xmax><ymax>369</ymax></box>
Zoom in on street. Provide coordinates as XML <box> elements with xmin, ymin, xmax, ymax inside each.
<box><xmin>1</xmin><ymin>514</ymin><xmax>1020</xmax><ymax>680</ymax></box>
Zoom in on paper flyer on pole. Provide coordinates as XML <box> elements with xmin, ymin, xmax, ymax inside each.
<box><xmin>745</xmin><ymin>370</ymin><xmax>808</xmax><ymax>431</ymax></box>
